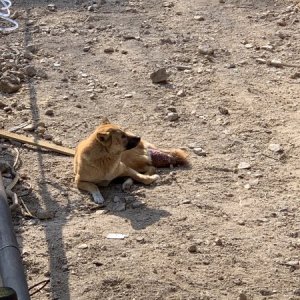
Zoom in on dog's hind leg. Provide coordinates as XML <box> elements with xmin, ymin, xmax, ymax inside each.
<box><xmin>76</xmin><ymin>180</ymin><xmax>105</xmax><ymax>204</ymax></box>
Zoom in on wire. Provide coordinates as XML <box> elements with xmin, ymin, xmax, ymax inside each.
<box><xmin>0</xmin><ymin>0</ymin><xmax>18</xmax><ymax>32</ymax></box>
<box><xmin>29</xmin><ymin>279</ymin><xmax>50</xmax><ymax>297</ymax></box>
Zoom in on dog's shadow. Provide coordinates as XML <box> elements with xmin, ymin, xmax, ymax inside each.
<box><xmin>87</xmin><ymin>180</ymin><xmax>172</xmax><ymax>230</ymax></box>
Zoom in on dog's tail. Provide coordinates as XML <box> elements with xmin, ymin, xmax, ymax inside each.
<box><xmin>149</xmin><ymin>148</ymin><xmax>189</xmax><ymax>168</ymax></box>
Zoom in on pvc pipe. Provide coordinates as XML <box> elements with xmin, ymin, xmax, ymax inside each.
<box><xmin>0</xmin><ymin>173</ymin><xmax>30</xmax><ymax>300</ymax></box>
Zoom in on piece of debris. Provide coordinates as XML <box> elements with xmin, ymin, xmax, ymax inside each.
<box><xmin>150</xmin><ymin>68</ymin><xmax>169</xmax><ymax>83</ymax></box>
<box><xmin>104</xmin><ymin>47</ymin><xmax>114</xmax><ymax>53</ymax></box>
<box><xmin>177</xmin><ymin>89</ymin><xmax>186</xmax><ymax>97</ymax></box>
<box><xmin>0</xmin><ymin>76</ymin><xmax>22</xmax><ymax>94</ymax></box>
<box><xmin>106</xmin><ymin>233</ymin><xmax>128</xmax><ymax>239</ymax></box>
<box><xmin>47</xmin><ymin>4</ymin><xmax>57</xmax><ymax>12</ymax></box>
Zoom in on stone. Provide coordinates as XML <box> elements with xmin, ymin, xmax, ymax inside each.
<box><xmin>239</xmin><ymin>293</ymin><xmax>248</xmax><ymax>300</ymax></box>
<box><xmin>194</xmin><ymin>15</ymin><xmax>205</xmax><ymax>21</ymax></box>
<box><xmin>193</xmin><ymin>148</ymin><xmax>206</xmax><ymax>156</ymax></box>
<box><xmin>150</xmin><ymin>68</ymin><xmax>169</xmax><ymax>83</ymax></box>
<box><xmin>23</xmin><ymin>65</ymin><xmax>37</xmax><ymax>77</ymax></box>
<box><xmin>188</xmin><ymin>244</ymin><xmax>197</xmax><ymax>253</ymax></box>
<box><xmin>47</xmin><ymin>4</ymin><xmax>57</xmax><ymax>11</ymax></box>
<box><xmin>83</xmin><ymin>46</ymin><xmax>90</xmax><ymax>52</ymax></box>
<box><xmin>268</xmin><ymin>143</ymin><xmax>283</xmax><ymax>153</ymax></box>
<box><xmin>3</xmin><ymin>106</ymin><xmax>12</xmax><ymax>113</ymax></box>
<box><xmin>78</xmin><ymin>243</ymin><xmax>88</xmax><ymax>249</ymax></box>
<box><xmin>291</xmin><ymin>72</ymin><xmax>300</xmax><ymax>79</ymax></box>
<box><xmin>26</xmin><ymin>43</ymin><xmax>38</xmax><ymax>53</ymax></box>
<box><xmin>294</xmin><ymin>289</ymin><xmax>300</xmax><ymax>296</ymax></box>
<box><xmin>238</xmin><ymin>162</ymin><xmax>251</xmax><ymax>170</ymax></box>
<box><xmin>23</xmin><ymin>124</ymin><xmax>35</xmax><ymax>132</ymax></box>
<box><xmin>215</xmin><ymin>238</ymin><xmax>223</xmax><ymax>246</ymax></box>
<box><xmin>198</xmin><ymin>45</ymin><xmax>214</xmax><ymax>56</ymax></box>
<box><xmin>132</xmin><ymin>201</ymin><xmax>145</xmax><ymax>209</ymax></box>
<box><xmin>104</xmin><ymin>47</ymin><xmax>114</xmax><ymax>53</ymax></box>
<box><xmin>166</xmin><ymin>112</ymin><xmax>179</xmax><ymax>121</ymax></box>
<box><xmin>45</xmin><ymin>109</ymin><xmax>54</xmax><ymax>116</ymax></box>
<box><xmin>219</xmin><ymin>0</ymin><xmax>225</xmax><ymax>3</ymax></box>
<box><xmin>177</xmin><ymin>89</ymin><xmax>186</xmax><ymax>97</ymax></box>
<box><xmin>0</xmin><ymin>77</ymin><xmax>21</xmax><ymax>94</ymax></box>
<box><xmin>218</xmin><ymin>106</ymin><xmax>229</xmax><ymax>115</ymax></box>
<box><xmin>124</xmin><ymin>93</ymin><xmax>133</xmax><ymax>98</ymax></box>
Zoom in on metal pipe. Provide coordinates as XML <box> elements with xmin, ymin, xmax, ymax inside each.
<box><xmin>0</xmin><ymin>173</ymin><xmax>30</xmax><ymax>300</ymax></box>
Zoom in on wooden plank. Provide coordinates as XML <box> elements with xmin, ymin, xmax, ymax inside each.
<box><xmin>0</xmin><ymin>129</ymin><xmax>75</xmax><ymax>156</ymax></box>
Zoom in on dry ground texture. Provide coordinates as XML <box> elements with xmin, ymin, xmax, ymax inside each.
<box><xmin>1</xmin><ymin>0</ymin><xmax>300</xmax><ymax>299</ymax></box>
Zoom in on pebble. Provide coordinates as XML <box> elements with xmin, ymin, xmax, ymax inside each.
<box><xmin>166</xmin><ymin>112</ymin><xmax>179</xmax><ymax>121</ymax></box>
<box><xmin>3</xmin><ymin>106</ymin><xmax>12</xmax><ymax>113</ymax></box>
<box><xmin>244</xmin><ymin>183</ymin><xmax>251</xmax><ymax>190</ymax></box>
<box><xmin>132</xmin><ymin>201</ymin><xmax>145</xmax><ymax>209</ymax></box>
<box><xmin>291</xmin><ymin>72</ymin><xmax>300</xmax><ymax>79</ymax></box>
<box><xmin>188</xmin><ymin>244</ymin><xmax>197</xmax><ymax>253</ymax></box>
<box><xmin>26</xmin><ymin>43</ymin><xmax>38</xmax><ymax>54</ymax></box>
<box><xmin>124</xmin><ymin>93</ymin><xmax>133</xmax><ymax>98</ymax></box>
<box><xmin>218</xmin><ymin>106</ymin><xmax>229</xmax><ymax>115</ymax></box>
<box><xmin>23</xmin><ymin>124</ymin><xmax>35</xmax><ymax>132</ymax></box>
<box><xmin>0</xmin><ymin>78</ymin><xmax>21</xmax><ymax>94</ymax></box>
<box><xmin>193</xmin><ymin>147</ymin><xmax>206</xmax><ymax>156</ymax></box>
<box><xmin>198</xmin><ymin>45</ymin><xmax>214</xmax><ymax>56</ymax></box>
<box><xmin>177</xmin><ymin>89</ymin><xmax>186</xmax><ymax>97</ymax></box>
<box><xmin>150</xmin><ymin>68</ymin><xmax>169</xmax><ymax>83</ymax></box>
<box><xmin>294</xmin><ymin>289</ymin><xmax>300</xmax><ymax>296</ymax></box>
<box><xmin>268</xmin><ymin>143</ymin><xmax>283</xmax><ymax>153</ymax></box>
<box><xmin>83</xmin><ymin>46</ymin><xmax>90</xmax><ymax>52</ymax></box>
<box><xmin>23</xmin><ymin>65</ymin><xmax>37</xmax><ymax>77</ymax></box>
<box><xmin>104</xmin><ymin>47</ymin><xmax>114</xmax><ymax>53</ymax></box>
<box><xmin>219</xmin><ymin>0</ymin><xmax>225</xmax><ymax>3</ymax></box>
<box><xmin>44</xmin><ymin>134</ymin><xmax>53</xmax><ymax>141</ymax></box>
<box><xmin>284</xmin><ymin>260</ymin><xmax>299</xmax><ymax>267</ymax></box>
<box><xmin>78</xmin><ymin>244</ymin><xmax>88</xmax><ymax>249</ymax></box>
<box><xmin>215</xmin><ymin>238</ymin><xmax>223</xmax><ymax>246</ymax></box>
<box><xmin>47</xmin><ymin>4</ymin><xmax>57</xmax><ymax>11</ymax></box>
<box><xmin>45</xmin><ymin>109</ymin><xmax>54</xmax><ymax>116</ymax></box>
<box><xmin>239</xmin><ymin>293</ymin><xmax>248</xmax><ymax>300</ymax></box>
<box><xmin>238</xmin><ymin>162</ymin><xmax>251</xmax><ymax>170</ymax></box>
<box><xmin>194</xmin><ymin>15</ymin><xmax>205</xmax><ymax>21</ymax></box>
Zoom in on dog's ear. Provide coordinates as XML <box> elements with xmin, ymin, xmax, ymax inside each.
<box><xmin>102</xmin><ymin>117</ymin><xmax>111</xmax><ymax>125</ymax></box>
<box><xmin>96</xmin><ymin>132</ymin><xmax>110</xmax><ymax>144</ymax></box>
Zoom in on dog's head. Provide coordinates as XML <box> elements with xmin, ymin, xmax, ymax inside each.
<box><xmin>95</xmin><ymin>119</ymin><xmax>141</xmax><ymax>154</ymax></box>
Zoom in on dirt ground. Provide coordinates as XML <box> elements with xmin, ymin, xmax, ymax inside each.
<box><xmin>1</xmin><ymin>0</ymin><xmax>300</xmax><ymax>299</ymax></box>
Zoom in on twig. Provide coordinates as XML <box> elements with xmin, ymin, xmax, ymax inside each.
<box><xmin>29</xmin><ymin>279</ymin><xmax>50</xmax><ymax>297</ymax></box>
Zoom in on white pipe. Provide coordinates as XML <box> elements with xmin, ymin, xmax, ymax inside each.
<box><xmin>0</xmin><ymin>0</ymin><xmax>19</xmax><ymax>32</ymax></box>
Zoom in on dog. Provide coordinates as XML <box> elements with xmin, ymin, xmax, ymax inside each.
<box><xmin>74</xmin><ymin>118</ymin><xmax>188</xmax><ymax>204</ymax></box>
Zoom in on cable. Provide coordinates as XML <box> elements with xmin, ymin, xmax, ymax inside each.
<box><xmin>0</xmin><ymin>0</ymin><xmax>18</xmax><ymax>32</ymax></box>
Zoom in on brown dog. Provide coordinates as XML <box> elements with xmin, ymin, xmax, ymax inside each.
<box><xmin>74</xmin><ymin>119</ymin><xmax>188</xmax><ymax>204</ymax></box>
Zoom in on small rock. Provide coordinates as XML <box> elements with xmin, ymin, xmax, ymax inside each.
<box><xmin>132</xmin><ymin>201</ymin><xmax>145</xmax><ymax>209</ymax></box>
<box><xmin>0</xmin><ymin>78</ymin><xmax>21</xmax><ymax>94</ymax></box>
<box><xmin>43</xmin><ymin>134</ymin><xmax>53</xmax><ymax>141</ymax></box>
<box><xmin>277</xmin><ymin>19</ymin><xmax>287</xmax><ymax>26</ymax></box>
<box><xmin>245</xmin><ymin>43</ymin><xmax>253</xmax><ymax>49</ymax></box>
<box><xmin>268</xmin><ymin>59</ymin><xmax>283</xmax><ymax>68</ymax></box>
<box><xmin>0</xmin><ymin>101</ymin><xmax>6</xmax><ymax>109</ymax></box>
<box><xmin>237</xmin><ymin>220</ymin><xmax>245</xmax><ymax>226</ymax></box>
<box><xmin>45</xmin><ymin>109</ymin><xmax>54</xmax><ymax>116</ymax></box>
<box><xmin>113</xmin><ymin>202</ymin><xmax>126</xmax><ymax>212</ymax></box>
<box><xmin>294</xmin><ymin>289</ymin><xmax>300</xmax><ymax>296</ymax></box>
<box><xmin>198</xmin><ymin>45</ymin><xmax>214</xmax><ymax>56</ymax></box>
<box><xmin>113</xmin><ymin>196</ymin><xmax>121</xmax><ymax>203</ymax></box>
<box><xmin>219</xmin><ymin>0</ymin><xmax>225</xmax><ymax>3</ymax></box>
<box><xmin>36</xmin><ymin>69</ymin><xmax>48</xmax><ymax>79</ymax></box>
<box><xmin>3</xmin><ymin>106</ymin><xmax>12</xmax><ymax>113</ymax></box>
<box><xmin>284</xmin><ymin>260</ymin><xmax>299</xmax><ymax>267</ymax></box>
<box><xmin>124</xmin><ymin>93</ymin><xmax>133</xmax><ymax>98</ymax></box>
<box><xmin>188</xmin><ymin>244</ymin><xmax>197</xmax><ymax>253</ymax></box>
<box><xmin>268</xmin><ymin>143</ymin><xmax>283</xmax><ymax>153</ymax></box>
<box><xmin>104</xmin><ymin>47</ymin><xmax>114</xmax><ymax>53</ymax></box>
<box><xmin>78</xmin><ymin>243</ymin><xmax>88</xmax><ymax>249</ymax></box>
<box><xmin>239</xmin><ymin>293</ymin><xmax>248</xmax><ymax>300</ymax></box>
<box><xmin>238</xmin><ymin>162</ymin><xmax>251</xmax><ymax>170</ymax></box>
<box><xmin>215</xmin><ymin>238</ymin><xmax>223</xmax><ymax>246</ymax></box>
<box><xmin>53</xmin><ymin>139</ymin><xmax>63</xmax><ymax>146</ymax></box>
<box><xmin>26</xmin><ymin>43</ymin><xmax>38</xmax><ymax>54</ymax></box>
<box><xmin>47</xmin><ymin>4</ymin><xmax>57</xmax><ymax>11</ymax></box>
<box><xmin>244</xmin><ymin>183</ymin><xmax>251</xmax><ymax>190</ymax></box>
<box><xmin>193</xmin><ymin>148</ymin><xmax>206</xmax><ymax>156</ymax></box>
<box><xmin>23</xmin><ymin>124</ymin><xmax>35</xmax><ymax>132</ymax></box>
<box><xmin>218</xmin><ymin>106</ymin><xmax>229</xmax><ymax>115</ymax></box>
<box><xmin>163</xmin><ymin>2</ymin><xmax>174</xmax><ymax>8</ymax></box>
<box><xmin>256</xmin><ymin>58</ymin><xmax>266</xmax><ymax>64</ymax></box>
<box><xmin>121</xmin><ymin>50</ymin><xmax>128</xmax><ymax>54</ymax></box>
<box><xmin>23</xmin><ymin>65</ymin><xmax>37</xmax><ymax>77</ymax></box>
<box><xmin>291</xmin><ymin>72</ymin><xmax>300</xmax><ymax>79</ymax></box>
<box><xmin>150</xmin><ymin>68</ymin><xmax>169</xmax><ymax>83</ymax></box>
<box><xmin>83</xmin><ymin>46</ymin><xmax>90</xmax><ymax>52</ymax></box>
<box><xmin>166</xmin><ymin>112</ymin><xmax>179</xmax><ymax>121</ymax></box>
<box><xmin>177</xmin><ymin>89</ymin><xmax>186</xmax><ymax>97</ymax></box>
<box><xmin>182</xmin><ymin>200</ymin><xmax>191</xmax><ymax>204</ymax></box>
<box><xmin>259</xmin><ymin>289</ymin><xmax>273</xmax><ymax>296</ymax></box>
<box><xmin>194</xmin><ymin>15</ymin><xmax>205</xmax><ymax>21</ymax></box>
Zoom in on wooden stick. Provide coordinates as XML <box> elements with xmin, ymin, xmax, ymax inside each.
<box><xmin>0</xmin><ymin>129</ymin><xmax>75</xmax><ymax>156</ymax></box>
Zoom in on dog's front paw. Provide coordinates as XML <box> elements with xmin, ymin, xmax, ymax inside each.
<box><xmin>92</xmin><ymin>192</ymin><xmax>105</xmax><ymax>205</ymax></box>
<box><xmin>146</xmin><ymin>174</ymin><xmax>160</xmax><ymax>184</ymax></box>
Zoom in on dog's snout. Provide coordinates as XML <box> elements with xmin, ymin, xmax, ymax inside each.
<box><xmin>126</xmin><ymin>136</ymin><xmax>141</xmax><ymax>150</ymax></box>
